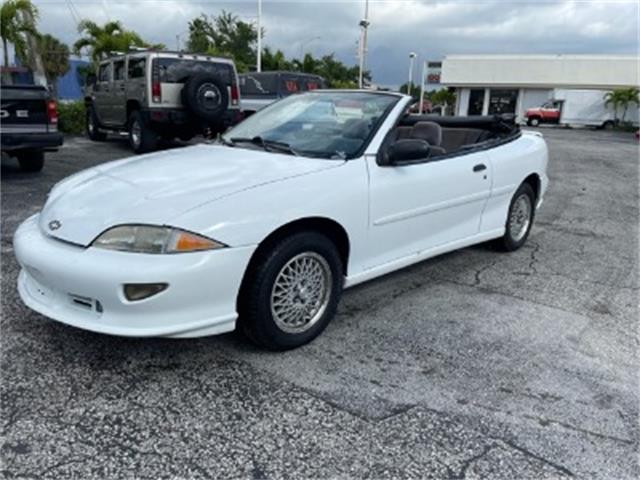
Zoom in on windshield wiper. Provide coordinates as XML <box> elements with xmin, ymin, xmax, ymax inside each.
<box><xmin>218</xmin><ymin>136</ymin><xmax>235</xmax><ymax>147</ymax></box>
<box><xmin>230</xmin><ymin>136</ymin><xmax>299</xmax><ymax>156</ymax></box>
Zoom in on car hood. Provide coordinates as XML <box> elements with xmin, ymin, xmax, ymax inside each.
<box><xmin>39</xmin><ymin>144</ymin><xmax>342</xmax><ymax>246</ymax></box>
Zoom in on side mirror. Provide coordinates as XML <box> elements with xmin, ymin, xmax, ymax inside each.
<box><xmin>384</xmin><ymin>139</ymin><xmax>431</xmax><ymax>165</ymax></box>
<box><xmin>86</xmin><ymin>73</ymin><xmax>97</xmax><ymax>86</ymax></box>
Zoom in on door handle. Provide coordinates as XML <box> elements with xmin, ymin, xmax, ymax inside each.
<box><xmin>473</xmin><ymin>164</ymin><xmax>487</xmax><ymax>172</ymax></box>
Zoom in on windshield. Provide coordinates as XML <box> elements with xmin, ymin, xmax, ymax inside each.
<box><xmin>224</xmin><ymin>92</ymin><xmax>399</xmax><ymax>159</ymax></box>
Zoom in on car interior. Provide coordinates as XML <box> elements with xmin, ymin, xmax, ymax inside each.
<box><xmin>385</xmin><ymin>114</ymin><xmax>519</xmax><ymax>160</ymax></box>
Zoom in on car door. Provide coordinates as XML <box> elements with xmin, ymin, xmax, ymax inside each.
<box><xmin>366</xmin><ymin>149</ymin><xmax>492</xmax><ymax>268</ymax></box>
<box><xmin>93</xmin><ymin>61</ymin><xmax>112</xmax><ymax>124</ymax></box>
<box><xmin>111</xmin><ymin>59</ymin><xmax>127</xmax><ymax>126</ymax></box>
<box><xmin>126</xmin><ymin>56</ymin><xmax>146</xmax><ymax>122</ymax></box>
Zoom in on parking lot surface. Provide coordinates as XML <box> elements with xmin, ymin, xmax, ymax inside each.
<box><xmin>2</xmin><ymin>129</ymin><xmax>638</xmax><ymax>479</ymax></box>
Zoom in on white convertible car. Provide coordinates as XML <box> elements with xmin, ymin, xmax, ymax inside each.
<box><xmin>14</xmin><ymin>90</ymin><xmax>548</xmax><ymax>349</ymax></box>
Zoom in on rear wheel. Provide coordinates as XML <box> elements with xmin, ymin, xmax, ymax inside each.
<box><xmin>239</xmin><ymin>232</ymin><xmax>343</xmax><ymax>350</ymax></box>
<box><xmin>86</xmin><ymin>105</ymin><xmax>108</xmax><ymax>141</ymax></box>
<box><xmin>128</xmin><ymin>110</ymin><xmax>157</xmax><ymax>154</ymax></box>
<box><xmin>602</xmin><ymin>120</ymin><xmax>615</xmax><ymax>131</ymax></box>
<box><xmin>16</xmin><ymin>150</ymin><xmax>44</xmax><ymax>172</ymax></box>
<box><xmin>497</xmin><ymin>183</ymin><xmax>536</xmax><ymax>251</ymax></box>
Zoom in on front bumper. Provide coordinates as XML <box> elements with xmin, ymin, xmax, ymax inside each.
<box><xmin>14</xmin><ymin>215</ymin><xmax>256</xmax><ymax>338</ymax></box>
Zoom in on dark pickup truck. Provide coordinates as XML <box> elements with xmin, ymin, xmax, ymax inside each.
<box><xmin>1</xmin><ymin>85</ymin><xmax>63</xmax><ymax>172</ymax></box>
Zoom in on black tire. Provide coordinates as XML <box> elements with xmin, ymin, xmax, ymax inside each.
<box><xmin>497</xmin><ymin>183</ymin><xmax>536</xmax><ymax>251</ymax></box>
<box><xmin>128</xmin><ymin>110</ymin><xmax>157</xmax><ymax>154</ymax></box>
<box><xmin>602</xmin><ymin>120</ymin><xmax>615</xmax><ymax>131</ymax></box>
<box><xmin>181</xmin><ymin>73</ymin><xmax>229</xmax><ymax>122</ymax></box>
<box><xmin>238</xmin><ymin>231</ymin><xmax>344</xmax><ymax>350</ymax></box>
<box><xmin>16</xmin><ymin>150</ymin><xmax>44</xmax><ymax>172</ymax></box>
<box><xmin>86</xmin><ymin>105</ymin><xmax>108</xmax><ymax>141</ymax></box>
<box><xmin>527</xmin><ymin>117</ymin><xmax>540</xmax><ymax>127</ymax></box>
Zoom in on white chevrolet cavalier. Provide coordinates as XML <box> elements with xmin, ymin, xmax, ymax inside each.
<box><xmin>15</xmin><ymin>91</ymin><xmax>548</xmax><ymax>349</ymax></box>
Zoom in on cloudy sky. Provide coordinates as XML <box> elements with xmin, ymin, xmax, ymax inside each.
<box><xmin>33</xmin><ymin>0</ymin><xmax>639</xmax><ymax>86</ymax></box>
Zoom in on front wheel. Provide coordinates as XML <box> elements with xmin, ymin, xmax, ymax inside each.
<box><xmin>86</xmin><ymin>106</ymin><xmax>108</xmax><ymax>141</ymax></box>
<box><xmin>497</xmin><ymin>183</ymin><xmax>536</xmax><ymax>251</ymax></box>
<box><xmin>128</xmin><ymin>110</ymin><xmax>157</xmax><ymax>154</ymax></box>
<box><xmin>239</xmin><ymin>232</ymin><xmax>343</xmax><ymax>350</ymax></box>
<box><xmin>527</xmin><ymin>117</ymin><xmax>540</xmax><ymax>127</ymax></box>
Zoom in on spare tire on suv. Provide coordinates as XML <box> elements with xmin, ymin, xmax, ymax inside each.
<box><xmin>181</xmin><ymin>73</ymin><xmax>229</xmax><ymax>123</ymax></box>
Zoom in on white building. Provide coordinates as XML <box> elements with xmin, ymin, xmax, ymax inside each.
<box><xmin>441</xmin><ymin>54</ymin><xmax>639</xmax><ymax>121</ymax></box>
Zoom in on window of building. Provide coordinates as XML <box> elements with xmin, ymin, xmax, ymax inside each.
<box><xmin>488</xmin><ymin>89</ymin><xmax>518</xmax><ymax>115</ymax></box>
<box><xmin>468</xmin><ymin>89</ymin><xmax>485</xmax><ymax>115</ymax></box>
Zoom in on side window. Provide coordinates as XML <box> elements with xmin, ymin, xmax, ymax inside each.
<box><xmin>128</xmin><ymin>58</ymin><xmax>146</xmax><ymax>79</ymax></box>
<box><xmin>113</xmin><ymin>60</ymin><xmax>125</xmax><ymax>81</ymax></box>
<box><xmin>98</xmin><ymin>63</ymin><xmax>112</xmax><ymax>82</ymax></box>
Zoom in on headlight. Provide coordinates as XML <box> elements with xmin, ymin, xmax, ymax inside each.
<box><xmin>91</xmin><ymin>225</ymin><xmax>226</xmax><ymax>254</ymax></box>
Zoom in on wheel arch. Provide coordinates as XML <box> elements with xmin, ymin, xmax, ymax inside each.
<box><xmin>248</xmin><ymin>216</ymin><xmax>350</xmax><ymax>275</ymax></box>
<box><xmin>236</xmin><ymin>216</ymin><xmax>351</xmax><ymax>313</ymax></box>
<box><xmin>126</xmin><ymin>99</ymin><xmax>142</xmax><ymax>120</ymax></box>
<box><xmin>522</xmin><ymin>173</ymin><xmax>541</xmax><ymax>201</ymax></box>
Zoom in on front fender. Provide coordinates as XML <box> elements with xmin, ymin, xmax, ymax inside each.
<box><xmin>171</xmin><ymin>158</ymin><xmax>371</xmax><ymax>275</ymax></box>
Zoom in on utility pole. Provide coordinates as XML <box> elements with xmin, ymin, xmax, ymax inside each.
<box><xmin>407</xmin><ymin>52</ymin><xmax>417</xmax><ymax>96</ymax></box>
<box><xmin>419</xmin><ymin>60</ymin><xmax>427</xmax><ymax>114</ymax></box>
<box><xmin>257</xmin><ymin>0</ymin><xmax>262</xmax><ymax>72</ymax></box>
<box><xmin>358</xmin><ymin>0</ymin><xmax>370</xmax><ymax>89</ymax></box>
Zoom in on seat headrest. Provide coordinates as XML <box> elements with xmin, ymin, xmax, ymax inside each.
<box><xmin>411</xmin><ymin>121</ymin><xmax>442</xmax><ymax>146</ymax></box>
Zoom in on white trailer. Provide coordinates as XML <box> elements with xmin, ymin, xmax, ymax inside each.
<box><xmin>553</xmin><ymin>89</ymin><xmax>639</xmax><ymax>128</ymax></box>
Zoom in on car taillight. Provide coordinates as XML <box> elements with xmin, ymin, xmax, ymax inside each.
<box><xmin>151</xmin><ymin>60</ymin><xmax>161</xmax><ymax>103</ymax></box>
<box><xmin>152</xmin><ymin>81</ymin><xmax>161</xmax><ymax>103</ymax></box>
<box><xmin>47</xmin><ymin>100</ymin><xmax>58</xmax><ymax>124</ymax></box>
<box><xmin>230</xmin><ymin>83</ymin><xmax>239</xmax><ymax>106</ymax></box>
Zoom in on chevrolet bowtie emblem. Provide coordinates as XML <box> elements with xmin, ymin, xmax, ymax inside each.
<box><xmin>48</xmin><ymin>220</ymin><xmax>61</xmax><ymax>231</ymax></box>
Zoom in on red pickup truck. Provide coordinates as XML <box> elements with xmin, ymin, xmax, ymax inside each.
<box><xmin>524</xmin><ymin>100</ymin><xmax>563</xmax><ymax>126</ymax></box>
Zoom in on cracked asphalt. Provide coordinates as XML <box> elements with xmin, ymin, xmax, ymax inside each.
<box><xmin>1</xmin><ymin>128</ymin><xmax>638</xmax><ymax>479</ymax></box>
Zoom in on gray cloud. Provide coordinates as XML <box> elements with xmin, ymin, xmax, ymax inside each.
<box><xmin>34</xmin><ymin>0</ymin><xmax>639</xmax><ymax>86</ymax></box>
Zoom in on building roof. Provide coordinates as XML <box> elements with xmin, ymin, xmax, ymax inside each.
<box><xmin>441</xmin><ymin>54</ymin><xmax>639</xmax><ymax>89</ymax></box>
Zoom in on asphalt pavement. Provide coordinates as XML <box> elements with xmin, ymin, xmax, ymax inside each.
<box><xmin>1</xmin><ymin>128</ymin><xmax>638</xmax><ymax>479</ymax></box>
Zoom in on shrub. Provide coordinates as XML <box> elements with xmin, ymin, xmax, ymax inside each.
<box><xmin>57</xmin><ymin>100</ymin><xmax>85</xmax><ymax>135</ymax></box>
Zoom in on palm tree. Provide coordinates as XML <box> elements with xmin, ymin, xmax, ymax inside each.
<box><xmin>604</xmin><ymin>88</ymin><xmax>640</xmax><ymax>123</ymax></box>
<box><xmin>0</xmin><ymin>0</ymin><xmax>39</xmax><ymax>68</ymax></box>
<box><xmin>73</xmin><ymin>20</ymin><xmax>159</xmax><ymax>64</ymax></box>
<box><xmin>38</xmin><ymin>34</ymin><xmax>70</xmax><ymax>96</ymax></box>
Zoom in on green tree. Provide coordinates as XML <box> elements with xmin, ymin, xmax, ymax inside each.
<box><xmin>73</xmin><ymin>20</ymin><xmax>162</xmax><ymax>64</ymax></box>
<box><xmin>431</xmin><ymin>88</ymin><xmax>456</xmax><ymax>108</ymax></box>
<box><xmin>261</xmin><ymin>47</ymin><xmax>293</xmax><ymax>71</ymax></box>
<box><xmin>37</xmin><ymin>33</ymin><xmax>69</xmax><ymax>95</ymax></box>
<box><xmin>186</xmin><ymin>14</ymin><xmax>214</xmax><ymax>53</ymax></box>
<box><xmin>604</xmin><ymin>88</ymin><xmax>640</xmax><ymax>123</ymax></box>
<box><xmin>397</xmin><ymin>82</ymin><xmax>420</xmax><ymax>98</ymax></box>
<box><xmin>0</xmin><ymin>0</ymin><xmax>38</xmax><ymax>68</ymax></box>
<box><xmin>186</xmin><ymin>11</ymin><xmax>257</xmax><ymax>72</ymax></box>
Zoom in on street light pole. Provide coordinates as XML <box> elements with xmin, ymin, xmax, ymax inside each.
<box><xmin>407</xmin><ymin>52</ymin><xmax>417</xmax><ymax>95</ymax></box>
<box><xmin>419</xmin><ymin>60</ymin><xmax>427</xmax><ymax>114</ymax></box>
<box><xmin>257</xmin><ymin>0</ymin><xmax>262</xmax><ymax>72</ymax></box>
<box><xmin>358</xmin><ymin>0</ymin><xmax>370</xmax><ymax>89</ymax></box>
